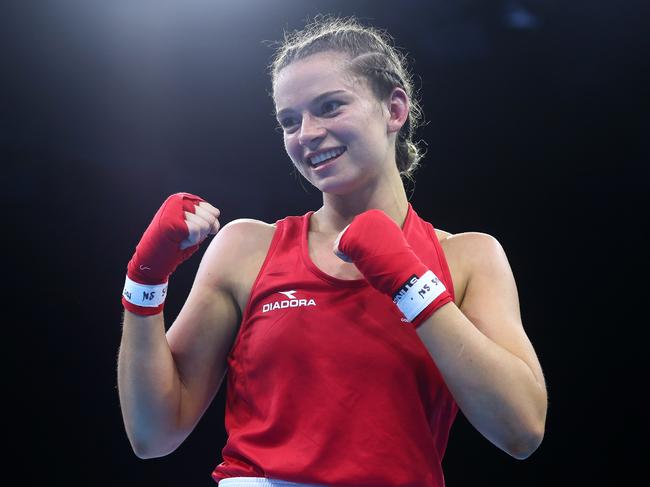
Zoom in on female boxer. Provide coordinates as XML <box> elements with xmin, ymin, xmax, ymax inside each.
<box><xmin>118</xmin><ymin>16</ymin><xmax>547</xmax><ymax>487</ymax></box>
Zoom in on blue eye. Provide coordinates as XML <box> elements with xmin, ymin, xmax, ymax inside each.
<box><xmin>279</xmin><ymin>118</ymin><xmax>298</xmax><ymax>132</ymax></box>
<box><xmin>322</xmin><ymin>100</ymin><xmax>342</xmax><ymax>114</ymax></box>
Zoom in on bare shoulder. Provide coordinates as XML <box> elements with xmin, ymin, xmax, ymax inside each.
<box><xmin>216</xmin><ymin>218</ymin><xmax>276</xmax><ymax>248</ymax></box>
<box><xmin>199</xmin><ymin>218</ymin><xmax>277</xmax><ymax>312</ymax></box>
<box><xmin>439</xmin><ymin>230</ymin><xmax>501</xmax><ymax>253</ymax></box>
<box><xmin>201</xmin><ymin>218</ymin><xmax>277</xmax><ymax>276</ymax></box>
<box><xmin>440</xmin><ymin>230</ymin><xmax>506</xmax><ymax>274</ymax></box>
<box><xmin>435</xmin><ymin>229</ymin><xmax>505</xmax><ymax>307</ymax></box>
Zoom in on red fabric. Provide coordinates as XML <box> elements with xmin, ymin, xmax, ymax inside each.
<box><xmin>212</xmin><ymin>204</ymin><xmax>457</xmax><ymax>487</ymax></box>
<box><xmin>122</xmin><ymin>192</ymin><xmax>203</xmax><ymax>315</ymax></box>
<box><xmin>337</xmin><ymin>209</ymin><xmax>452</xmax><ymax>327</ymax></box>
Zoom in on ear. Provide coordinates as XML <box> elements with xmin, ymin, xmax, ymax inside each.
<box><xmin>386</xmin><ymin>87</ymin><xmax>409</xmax><ymax>135</ymax></box>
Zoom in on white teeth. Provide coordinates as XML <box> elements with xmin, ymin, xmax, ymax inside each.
<box><xmin>309</xmin><ymin>148</ymin><xmax>345</xmax><ymax>166</ymax></box>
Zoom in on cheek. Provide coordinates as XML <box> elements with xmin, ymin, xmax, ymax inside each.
<box><xmin>283</xmin><ymin>135</ymin><xmax>296</xmax><ymax>158</ymax></box>
<box><xmin>284</xmin><ymin>135</ymin><xmax>303</xmax><ymax>166</ymax></box>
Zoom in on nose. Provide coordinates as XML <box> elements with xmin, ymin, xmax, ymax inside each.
<box><xmin>298</xmin><ymin>114</ymin><xmax>326</xmax><ymax>148</ymax></box>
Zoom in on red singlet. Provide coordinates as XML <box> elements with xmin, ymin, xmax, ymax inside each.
<box><xmin>212</xmin><ymin>204</ymin><xmax>457</xmax><ymax>486</ymax></box>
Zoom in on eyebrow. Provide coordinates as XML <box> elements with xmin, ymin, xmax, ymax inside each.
<box><xmin>275</xmin><ymin>90</ymin><xmax>348</xmax><ymax>119</ymax></box>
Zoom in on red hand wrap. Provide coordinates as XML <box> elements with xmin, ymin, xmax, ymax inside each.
<box><xmin>122</xmin><ymin>192</ymin><xmax>204</xmax><ymax>315</ymax></box>
<box><xmin>337</xmin><ymin>209</ymin><xmax>452</xmax><ymax>327</ymax></box>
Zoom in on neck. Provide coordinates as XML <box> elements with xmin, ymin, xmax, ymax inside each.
<box><xmin>311</xmin><ymin>168</ymin><xmax>409</xmax><ymax>235</ymax></box>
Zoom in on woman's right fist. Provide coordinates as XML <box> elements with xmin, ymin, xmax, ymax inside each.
<box><xmin>122</xmin><ymin>193</ymin><xmax>220</xmax><ymax>315</ymax></box>
<box><xmin>180</xmin><ymin>200</ymin><xmax>220</xmax><ymax>250</ymax></box>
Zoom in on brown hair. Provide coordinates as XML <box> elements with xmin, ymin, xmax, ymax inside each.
<box><xmin>270</xmin><ymin>15</ymin><xmax>425</xmax><ymax>182</ymax></box>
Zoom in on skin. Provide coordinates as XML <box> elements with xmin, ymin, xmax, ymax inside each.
<box><xmin>118</xmin><ymin>50</ymin><xmax>547</xmax><ymax>461</ymax></box>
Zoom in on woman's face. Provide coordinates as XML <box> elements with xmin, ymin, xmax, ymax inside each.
<box><xmin>273</xmin><ymin>51</ymin><xmax>397</xmax><ymax>195</ymax></box>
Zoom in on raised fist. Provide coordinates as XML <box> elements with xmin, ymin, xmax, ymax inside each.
<box><xmin>334</xmin><ymin>209</ymin><xmax>452</xmax><ymax>327</ymax></box>
<box><xmin>122</xmin><ymin>192</ymin><xmax>220</xmax><ymax>315</ymax></box>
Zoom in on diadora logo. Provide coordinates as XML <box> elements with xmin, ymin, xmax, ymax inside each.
<box><xmin>262</xmin><ymin>290</ymin><xmax>317</xmax><ymax>313</ymax></box>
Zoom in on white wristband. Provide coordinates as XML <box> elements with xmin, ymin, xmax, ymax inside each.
<box><xmin>393</xmin><ymin>270</ymin><xmax>447</xmax><ymax>322</ymax></box>
<box><xmin>122</xmin><ymin>275</ymin><xmax>168</xmax><ymax>307</ymax></box>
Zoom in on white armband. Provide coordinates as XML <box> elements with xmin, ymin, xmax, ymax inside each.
<box><xmin>393</xmin><ymin>270</ymin><xmax>447</xmax><ymax>322</ymax></box>
<box><xmin>122</xmin><ymin>275</ymin><xmax>168</xmax><ymax>307</ymax></box>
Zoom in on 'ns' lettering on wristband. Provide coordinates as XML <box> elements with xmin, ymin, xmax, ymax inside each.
<box><xmin>393</xmin><ymin>270</ymin><xmax>447</xmax><ymax>322</ymax></box>
<box><xmin>122</xmin><ymin>276</ymin><xmax>168</xmax><ymax>307</ymax></box>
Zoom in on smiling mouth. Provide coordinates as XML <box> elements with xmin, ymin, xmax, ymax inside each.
<box><xmin>308</xmin><ymin>147</ymin><xmax>347</xmax><ymax>167</ymax></box>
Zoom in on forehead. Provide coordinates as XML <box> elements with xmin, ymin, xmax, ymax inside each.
<box><xmin>273</xmin><ymin>51</ymin><xmax>360</xmax><ymax>111</ymax></box>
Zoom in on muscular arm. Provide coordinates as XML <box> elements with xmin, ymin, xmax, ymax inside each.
<box><xmin>416</xmin><ymin>233</ymin><xmax>547</xmax><ymax>459</ymax></box>
<box><xmin>117</xmin><ymin>222</ymin><xmax>246</xmax><ymax>459</ymax></box>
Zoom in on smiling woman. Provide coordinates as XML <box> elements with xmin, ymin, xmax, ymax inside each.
<box><xmin>117</xmin><ymin>15</ymin><xmax>547</xmax><ymax>487</ymax></box>
<box><xmin>271</xmin><ymin>18</ymin><xmax>425</xmax><ymax>183</ymax></box>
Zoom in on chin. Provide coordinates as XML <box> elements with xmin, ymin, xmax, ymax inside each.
<box><xmin>313</xmin><ymin>176</ymin><xmax>367</xmax><ymax>196</ymax></box>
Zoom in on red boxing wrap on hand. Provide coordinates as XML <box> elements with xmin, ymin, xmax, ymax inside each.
<box><xmin>337</xmin><ymin>209</ymin><xmax>452</xmax><ymax>327</ymax></box>
<box><xmin>122</xmin><ymin>192</ymin><xmax>204</xmax><ymax>315</ymax></box>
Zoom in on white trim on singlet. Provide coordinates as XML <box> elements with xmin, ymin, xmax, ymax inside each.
<box><xmin>218</xmin><ymin>477</ymin><xmax>327</xmax><ymax>487</ymax></box>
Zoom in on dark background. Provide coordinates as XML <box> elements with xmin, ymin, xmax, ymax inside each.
<box><xmin>4</xmin><ymin>0</ymin><xmax>647</xmax><ymax>485</ymax></box>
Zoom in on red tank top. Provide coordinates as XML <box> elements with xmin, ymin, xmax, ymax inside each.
<box><xmin>212</xmin><ymin>204</ymin><xmax>458</xmax><ymax>486</ymax></box>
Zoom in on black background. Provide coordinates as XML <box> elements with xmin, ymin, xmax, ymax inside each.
<box><xmin>4</xmin><ymin>1</ymin><xmax>647</xmax><ymax>485</ymax></box>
